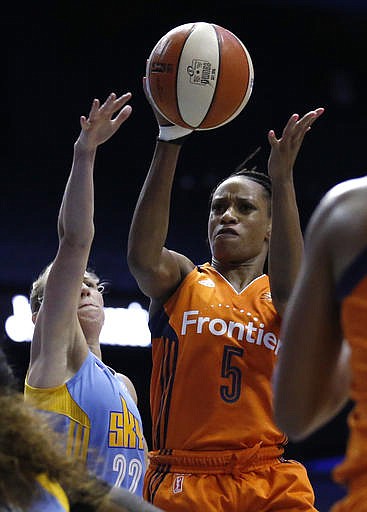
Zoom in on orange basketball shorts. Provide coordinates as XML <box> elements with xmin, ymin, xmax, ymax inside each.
<box><xmin>144</xmin><ymin>447</ymin><xmax>317</xmax><ymax>511</ymax></box>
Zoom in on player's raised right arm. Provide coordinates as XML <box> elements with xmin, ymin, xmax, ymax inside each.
<box><xmin>128</xmin><ymin>139</ymin><xmax>193</xmax><ymax>305</ymax></box>
<box><xmin>127</xmin><ymin>87</ymin><xmax>194</xmax><ymax>306</ymax></box>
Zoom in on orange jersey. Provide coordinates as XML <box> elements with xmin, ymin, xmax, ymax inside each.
<box><xmin>149</xmin><ymin>263</ymin><xmax>286</xmax><ymax>451</ymax></box>
<box><xmin>333</xmin><ymin>248</ymin><xmax>367</xmax><ymax>487</ymax></box>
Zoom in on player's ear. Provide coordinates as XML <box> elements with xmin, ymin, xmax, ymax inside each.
<box><xmin>32</xmin><ymin>312</ymin><xmax>38</xmax><ymax>325</ymax></box>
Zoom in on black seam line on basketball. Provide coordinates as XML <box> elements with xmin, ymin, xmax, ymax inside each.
<box><xmin>202</xmin><ymin>31</ymin><xmax>250</xmax><ymax>129</ymax></box>
<box><xmin>201</xmin><ymin>24</ymin><xmax>221</xmax><ymax>129</ymax></box>
<box><xmin>224</xmin><ymin>44</ymin><xmax>251</xmax><ymax>124</ymax></box>
<box><xmin>176</xmin><ymin>23</ymin><xmax>197</xmax><ymax>129</ymax></box>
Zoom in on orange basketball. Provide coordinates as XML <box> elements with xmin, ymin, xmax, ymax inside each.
<box><xmin>145</xmin><ymin>22</ymin><xmax>254</xmax><ymax>130</ymax></box>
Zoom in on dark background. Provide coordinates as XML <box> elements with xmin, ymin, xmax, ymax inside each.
<box><xmin>1</xmin><ymin>1</ymin><xmax>367</xmax><ymax>509</ymax></box>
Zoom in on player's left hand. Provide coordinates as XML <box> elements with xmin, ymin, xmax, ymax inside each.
<box><xmin>267</xmin><ymin>107</ymin><xmax>324</xmax><ymax>179</ymax></box>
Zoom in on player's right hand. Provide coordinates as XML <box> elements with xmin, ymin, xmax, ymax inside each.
<box><xmin>143</xmin><ymin>76</ymin><xmax>193</xmax><ymax>143</ymax></box>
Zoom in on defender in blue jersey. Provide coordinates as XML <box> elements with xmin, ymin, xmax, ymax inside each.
<box><xmin>24</xmin><ymin>92</ymin><xmax>146</xmax><ymax>495</ymax></box>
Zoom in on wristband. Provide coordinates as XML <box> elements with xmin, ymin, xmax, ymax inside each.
<box><xmin>157</xmin><ymin>124</ymin><xmax>193</xmax><ymax>142</ymax></box>
<box><xmin>156</xmin><ymin>135</ymin><xmax>191</xmax><ymax>146</ymax></box>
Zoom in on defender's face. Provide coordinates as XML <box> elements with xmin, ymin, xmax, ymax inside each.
<box><xmin>208</xmin><ymin>176</ymin><xmax>271</xmax><ymax>264</ymax></box>
<box><xmin>77</xmin><ymin>277</ymin><xmax>105</xmax><ymax>329</ymax></box>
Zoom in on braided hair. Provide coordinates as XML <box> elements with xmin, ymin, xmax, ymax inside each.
<box><xmin>230</xmin><ymin>147</ymin><xmax>272</xmax><ymax>197</ymax></box>
<box><xmin>209</xmin><ymin>147</ymin><xmax>272</xmax><ymax>213</ymax></box>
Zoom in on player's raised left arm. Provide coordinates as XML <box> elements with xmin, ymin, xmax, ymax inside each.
<box><xmin>267</xmin><ymin>107</ymin><xmax>324</xmax><ymax>315</ymax></box>
<box><xmin>28</xmin><ymin>93</ymin><xmax>132</xmax><ymax>387</ymax></box>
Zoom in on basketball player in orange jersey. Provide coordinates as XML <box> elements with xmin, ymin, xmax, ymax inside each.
<box><xmin>127</xmin><ymin>80</ymin><xmax>324</xmax><ymax>510</ymax></box>
<box><xmin>273</xmin><ymin>176</ymin><xmax>367</xmax><ymax>511</ymax></box>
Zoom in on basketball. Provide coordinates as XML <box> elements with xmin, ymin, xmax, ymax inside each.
<box><xmin>145</xmin><ymin>22</ymin><xmax>254</xmax><ymax>131</ymax></box>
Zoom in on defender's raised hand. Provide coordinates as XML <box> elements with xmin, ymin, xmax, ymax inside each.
<box><xmin>78</xmin><ymin>92</ymin><xmax>132</xmax><ymax>150</ymax></box>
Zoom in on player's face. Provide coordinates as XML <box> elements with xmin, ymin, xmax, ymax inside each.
<box><xmin>77</xmin><ymin>275</ymin><xmax>105</xmax><ymax>331</ymax></box>
<box><xmin>208</xmin><ymin>176</ymin><xmax>271</xmax><ymax>264</ymax></box>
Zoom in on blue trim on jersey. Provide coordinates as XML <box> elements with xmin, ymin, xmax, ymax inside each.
<box><xmin>336</xmin><ymin>246</ymin><xmax>367</xmax><ymax>301</ymax></box>
<box><xmin>149</xmin><ymin>307</ymin><xmax>179</xmax><ymax>449</ymax></box>
<box><xmin>149</xmin><ymin>305</ymin><xmax>178</xmax><ymax>340</ymax></box>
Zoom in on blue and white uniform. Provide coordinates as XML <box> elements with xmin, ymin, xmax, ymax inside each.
<box><xmin>25</xmin><ymin>351</ymin><xmax>146</xmax><ymax>495</ymax></box>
